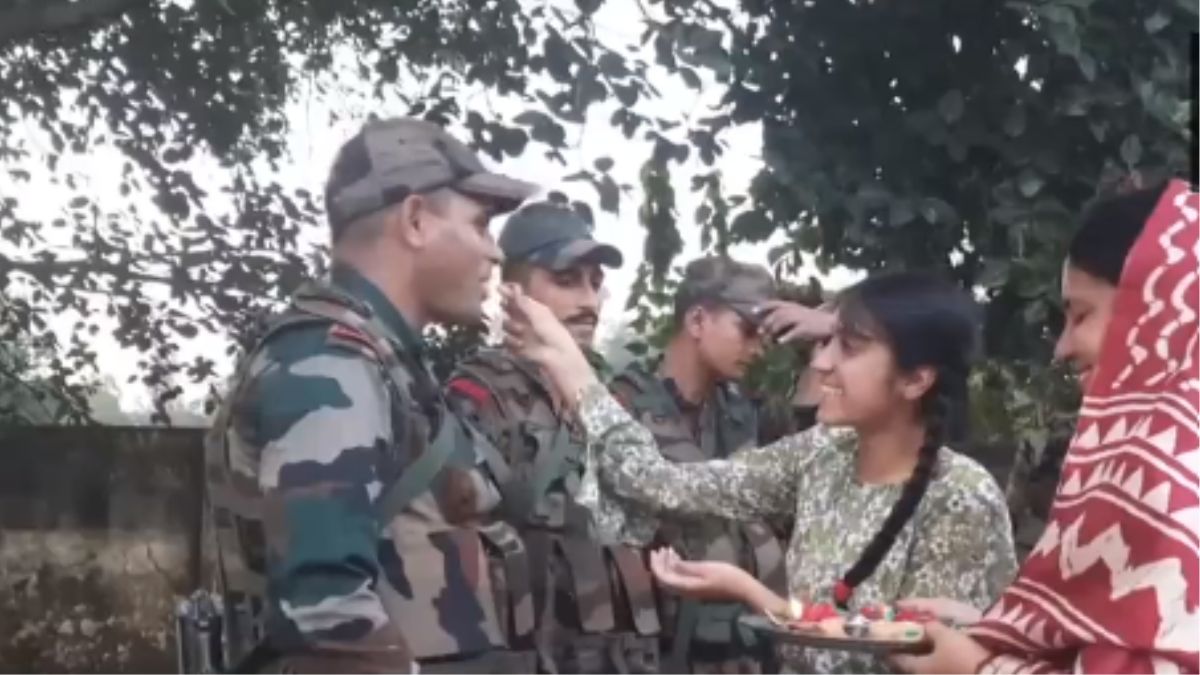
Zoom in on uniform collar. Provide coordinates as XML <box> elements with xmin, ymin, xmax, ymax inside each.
<box><xmin>330</xmin><ymin>263</ymin><xmax>426</xmax><ymax>355</ymax></box>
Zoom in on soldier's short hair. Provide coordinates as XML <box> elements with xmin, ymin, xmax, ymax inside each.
<box><xmin>672</xmin><ymin>256</ymin><xmax>776</xmax><ymax>328</ymax></box>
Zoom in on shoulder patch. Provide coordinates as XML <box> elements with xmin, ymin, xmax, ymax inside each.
<box><xmin>447</xmin><ymin>377</ymin><xmax>495</xmax><ymax>407</ymax></box>
<box><xmin>326</xmin><ymin>323</ymin><xmax>380</xmax><ymax>360</ymax></box>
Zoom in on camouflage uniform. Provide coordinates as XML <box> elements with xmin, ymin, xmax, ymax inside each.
<box><xmin>611</xmin><ymin>363</ymin><xmax>787</xmax><ymax>675</ymax></box>
<box><xmin>447</xmin><ymin>351</ymin><xmax>661</xmax><ymax>674</ymax></box>
<box><xmin>205</xmin><ymin>118</ymin><xmax>539</xmax><ymax>673</ymax></box>
<box><xmin>444</xmin><ymin>203</ymin><xmax>659</xmax><ymax>674</ymax></box>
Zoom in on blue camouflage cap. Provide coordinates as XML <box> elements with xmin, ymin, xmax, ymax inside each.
<box><xmin>498</xmin><ymin>202</ymin><xmax>623</xmax><ymax>270</ymax></box>
<box><xmin>325</xmin><ymin>117</ymin><xmax>537</xmax><ymax>235</ymax></box>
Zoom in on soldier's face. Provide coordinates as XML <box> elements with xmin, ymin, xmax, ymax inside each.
<box><xmin>416</xmin><ymin>191</ymin><xmax>502</xmax><ymax>324</ymax></box>
<box><xmin>522</xmin><ymin>262</ymin><xmax>605</xmax><ymax>347</ymax></box>
<box><xmin>693</xmin><ymin>306</ymin><xmax>764</xmax><ymax>380</ymax></box>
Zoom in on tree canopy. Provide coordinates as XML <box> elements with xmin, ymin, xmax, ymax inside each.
<box><xmin>0</xmin><ymin>0</ymin><xmax>672</xmax><ymax>422</ymax></box>
<box><xmin>0</xmin><ymin>0</ymin><xmax>1194</xmax><ymax>440</ymax></box>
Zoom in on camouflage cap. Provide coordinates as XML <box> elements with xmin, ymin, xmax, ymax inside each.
<box><xmin>675</xmin><ymin>256</ymin><xmax>776</xmax><ymax>326</ymax></box>
<box><xmin>325</xmin><ymin>117</ymin><xmax>537</xmax><ymax>234</ymax></box>
<box><xmin>498</xmin><ymin>202</ymin><xmax>623</xmax><ymax>270</ymax></box>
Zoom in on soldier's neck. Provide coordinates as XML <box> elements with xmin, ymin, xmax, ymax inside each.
<box><xmin>333</xmin><ymin>251</ymin><xmax>429</xmax><ymax>330</ymax></box>
<box><xmin>659</xmin><ymin>338</ymin><xmax>715</xmax><ymax>406</ymax></box>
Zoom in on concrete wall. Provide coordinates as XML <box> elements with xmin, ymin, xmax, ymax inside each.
<box><xmin>0</xmin><ymin>426</ymin><xmax>205</xmax><ymax>673</ymax></box>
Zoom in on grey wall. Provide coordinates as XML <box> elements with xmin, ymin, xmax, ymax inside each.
<box><xmin>0</xmin><ymin>426</ymin><xmax>205</xmax><ymax>673</ymax></box>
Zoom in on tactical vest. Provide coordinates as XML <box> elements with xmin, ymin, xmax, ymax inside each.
<box><xmin>205</xmin><ymin>281</ymin><xmax>535</xmax><ymax>670</ymax></box>
<box><xmin>450</xmin><ymin>350</ymin><xmax>660</xmax><ymax>674</ymax></box>
<box><xmin>611</xmin><ymin>365</ymin><xmax>788</xmax><ymax>673</ymax></box>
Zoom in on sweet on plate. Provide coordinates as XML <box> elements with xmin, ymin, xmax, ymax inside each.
<box><xmin>765</xmin><ymin>598</ymin><xmax>930</xmax><ymax>643</ymax></box>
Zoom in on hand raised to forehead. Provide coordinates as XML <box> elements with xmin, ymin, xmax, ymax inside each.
<box><xmin>756</xmin><ymin>300</ymin><xmax>836</xmax><ymax>344</ymax></box>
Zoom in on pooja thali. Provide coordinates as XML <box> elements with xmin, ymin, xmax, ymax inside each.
<box><xmin>738</xmin><ymin>601</ymin><xmax>935</xmax><ymax>655</ymax></box>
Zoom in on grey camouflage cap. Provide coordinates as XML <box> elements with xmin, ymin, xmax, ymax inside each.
<box><xmin>325</xmin><ymin>117</ymin><xmax>537</xmax><ymax>234</ymax></box>
<box><xmin>675</xmin><ymin>256</ymin><xmax>776</xmax><ymax>326</ymax></box>
<box><xmin>498</xmin><ymin>202</ymin><xmax>623</xmax><ymax>270</ymax></box>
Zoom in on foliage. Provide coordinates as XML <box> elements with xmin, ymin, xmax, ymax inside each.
<box><xmin>631</xmin><ymin>0</ymin><xmax>1195</xmax><ymax>499</ymax></box>
<box><xmin>0</xmin><ymin>335</ymin><xmax>88</xmax><ymax>425</ymax></box>
<box><xmin>0</xmin><ymin>0</ymin><xmax>666</xmax><ymax>423</ymax></box>
<box><xmin>640</xmin><ymin>0</ymin><xmax>1193</xmax><ymax>356</ymax></box>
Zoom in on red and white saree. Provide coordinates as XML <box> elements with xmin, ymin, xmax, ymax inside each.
<box><xmin>969</xmin><ymin>179</ymin><xmax>1200</xmax><ymax>673</ymax></box>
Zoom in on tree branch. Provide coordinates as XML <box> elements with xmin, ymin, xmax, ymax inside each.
<box><xmin>0</xmin><ymin>0</ymin><xmax>153</xmax><ymax>44</ymax></box>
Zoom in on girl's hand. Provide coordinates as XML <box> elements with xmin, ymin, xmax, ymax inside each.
<box><xmin>895</xmin><ymin>597</ymin><xmax>983</xmax><ymax>626</ymax></box>
<box><xmin>890</xmin><ymin>622</ymin><xmax>993</xmax><ymax>674</ymax></box>
<box><xmin>499</xmin><ymin>283</ymin><xmax>597</xmax><ymax>403</ymax></box>
<box><xmin>649</xmin><ymin>548</ymin><xmax>777</xmax><ymax>610</ymax></box>
<box><xmin>756</xmin><ymin>300</ymin><xmax>836</xmax><ymax>344</ymax></box>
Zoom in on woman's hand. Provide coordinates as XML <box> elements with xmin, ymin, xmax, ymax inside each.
<box><xmin>649</xmin><ymin>548</ymin><xmax>786</xmax><ymax>615</ymax></box>
<box><xmin>757</xmin><ymin>301</ymin><xmax>836</xmax><ymax>344</ymax></box>
<box><xmin>650</xmin><ymin>548</ymin><xmax>752</xmax><ymax>602</ymax></box>
<box><xmin>896</xmin><ymin>597</ymin><xmax>983</xmax><ymax>626</ymax></box>
<box><xmin>499</xmin><ymin>283</ymin><xmax>597</xmax><ymax>404</ymax></box>
<box><xmin>890</xmin><ymin>622</ymin><xmax>993</xmax><ymax>674</ymax></box>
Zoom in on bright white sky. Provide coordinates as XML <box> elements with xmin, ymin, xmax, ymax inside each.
<box><xmin>3</xmin><ymin>0</ymin><xmax>861</xmax><ymax>416</ymax></box>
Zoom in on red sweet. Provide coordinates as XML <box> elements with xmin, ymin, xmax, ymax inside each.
<box><xmin>860</xmin><ymin>604</ymin><xmax>885</xmax><ymax>620</ymax></box>
<box><xmin>833</xmin><ymin>580</ymin><xmax>853</xmax><ymax>605</ymax></box>
<box><xmin>894</xmin><ymin>608</ymin><xmax>936</xmax><ymax>622</ymax></box>
<box><xmin>800</xmin><ymin>602</ymin><xmax>842</xmax><ymax>622</ymax></box>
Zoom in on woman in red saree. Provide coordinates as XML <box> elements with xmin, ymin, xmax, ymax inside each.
<box><xmin>895</xmin><ymin>178</ymin><xmax>1199</xmax><ymax>674</ymax></box>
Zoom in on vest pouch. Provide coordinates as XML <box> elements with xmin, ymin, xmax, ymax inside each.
<box><xmin>477</xmin><ymin>522</ymin><xmax>535</xmax><ymax>646</ymax></box>
<box><xmin>380</xmin><ymin>526</ymin><xmax>504</xmax><ymax>660</ymax></box>
<box><xmin>496</xmin><ymin>422</ymin><xmax>559</xmax><ymax>528</ymax></box>
<box><xmin>691</xmin><ymin>601</ymin><xmax>743</xmax><ymax>645</ymax></box>
<box><xmin>604</xmin><ymin>546</ymin><xmax>660</xmax><ymax>636</ymax></box>
<box><xmin>557</xmin><ymin>536</ymin><xmax>617</xmax><ymax>634</ymax></box>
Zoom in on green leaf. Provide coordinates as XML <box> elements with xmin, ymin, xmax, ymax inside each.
<box><xmin>888</xmin><ymin>200</ymin><xmax>916</xmax><ymax>226</ymax></box>
<box><xmin>1003</xmin><ymin>106</ymin><xmax>1027</xmax><ymax>138</ymax></box>
<box><xmin>1018</xmin><ymin>168</ymin><xmax>1044</xmax><ymax>198</ymax></box>
<box><xmin>1120</xmin><ymin>134</ymin><xmax>1143</xmax><ymax>166</ymax></box>
<box><xmin>920</xmin><ymin>197</ymin><xmax>960</xmax><ymax>224</ymax></box>
<box><xmin>514</xmin><ymin>110</ymin><xmax>567</xmax><ymax>148</ymax></box>
<box><xmin>497</xmin><ymin>127</ymin><xmax>528</xmax><ymax>156</ymax></box>
<box><xmin>1144</xmin><ymin>11</ymin><xmax>1170</xmax><ymax>33</ymax></box>
<box><xmin>679</xmin><ymin>67</ymin><xmax>702</xmax><ymax>90</ymax></box>
<box><xmin>730</xmin><ymin>209</ymin><xmax>775</xmax><ymax>242</ymax></box>
<box><xmin>979</xmin><ymin>258</ymin><xmax>1011</xmax><ymax>288</ymax></box>
<box><xmin>597</xmin><ymin>52</ymin><xmax>629</xmax><ymax>78</ymax></box>
<box><xmin>543</xmin><ymin>32</ymin><xmax>574</xmax><ymax>81</ymax></box>
<box><xmin>937</xmin><ymin>90</ymin><xmax>965</xmax><ymax>124</ymax></box>
<box><xmin>857</xmin><ymin>183</ymin><xmax>892</xmax><ymax>207</ymax></box>
<box><xmin>1076</xmin><ymin>53</ymin><xmax>1096</xmax><ymax>81</ymax></box>
<box><xmin>597</xmin><ymin>175</ymin><xmax>620</xmax><ymax>213</ymax></box>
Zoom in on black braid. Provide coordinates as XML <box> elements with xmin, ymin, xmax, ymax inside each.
<box><xmin>836</xmin><ymin>391</ymin><xmax>947</xmax><ymax>607</ymax></box>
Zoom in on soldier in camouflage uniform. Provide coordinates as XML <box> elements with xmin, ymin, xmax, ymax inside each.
<box><xmin>609</xmin><ymin>257</ymin><xmax>793</xmax><ymax>674</ymax></box>
<box><xmin>204</xmin><ymin>118</ymin><xmax>541</xmax><ymax>673</ymax></box>
<box><xmin>444</xmin><ymin>203</ymin><xmax>661</xmax><ymax>674</ymax></box>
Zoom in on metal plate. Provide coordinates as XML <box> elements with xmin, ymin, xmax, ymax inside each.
<box><xmin>738</xmin><ymin>614</ymin><xmax>933</xmax><ymax>655</ymax></box>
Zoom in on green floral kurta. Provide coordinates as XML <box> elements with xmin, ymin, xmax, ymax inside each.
<box><xmin>574</xmin><ymin>383</ymin><xmax>1018</xmax><ymax>673</ymax></box>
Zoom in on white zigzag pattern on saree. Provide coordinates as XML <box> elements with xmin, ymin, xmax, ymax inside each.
<box><xmin>1026</xmin><ymin>514</ymin><xmax>1199</xmax><ymax>651</ymax></box>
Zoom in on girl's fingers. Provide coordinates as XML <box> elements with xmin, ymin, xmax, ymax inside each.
<box><xmin>776</xmin><ymin>325</ymin><xmax>803</xmax><ymax>344</ymax></box>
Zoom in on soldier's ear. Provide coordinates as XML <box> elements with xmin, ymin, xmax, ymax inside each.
<box><xmin>684</xmin><ymin>305</ymin><xmax>706</xmax><ymax>339</ymax></box>
<box><xmin>390</xmin><ymin>194</ymin><xmax>428</xmax><ymax>248</ymax></box>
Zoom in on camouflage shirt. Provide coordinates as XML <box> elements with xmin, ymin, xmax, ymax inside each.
<box><xmin>573</xmin><ymin>382</ymin><xmax>1018</xmax><ymax>674</ymax></box>
<box><xmin>210</xmin><ymin>265</ymin><xmax>521</xmax><ymax>672</ymax></box>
